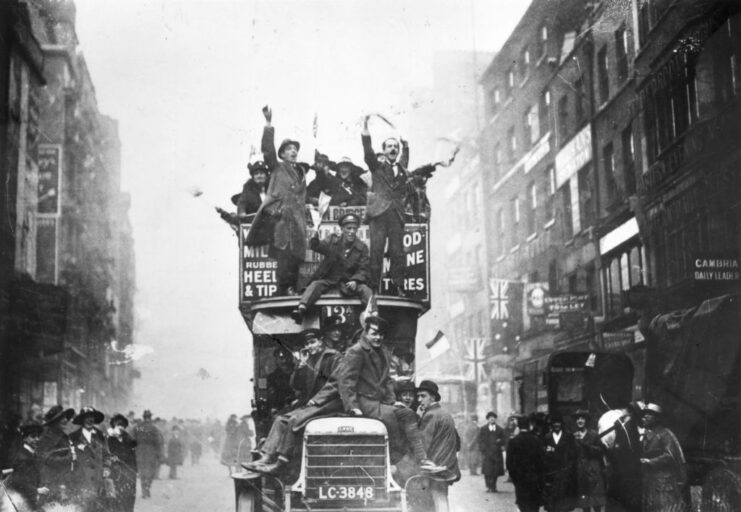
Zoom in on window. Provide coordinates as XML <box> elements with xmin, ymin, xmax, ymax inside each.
<box><xmin>621</xmin><ymin>125</ymin><xmax>636</xmax><ymax>194</ymax></box>
<box><xmin>525</xmin><ymin>105</ymin><xmax>539</xmax><ymax>146</ymax></box>
<box><xmin>508</xmin><ymin>126</ymin><xmax>517</xmax><ymax>160</ymax></box>
<box><xmin>638</xmin><ymin>2</ymin><xmax>650</xmax><ymax>46</ymax></box>
<box><xmin>539</xmin><ymin>89</ymin><xmax>551</xmax><ymax>133</ymax></box>
<box><xmin>544</xmin><ymin>167</ymin><xmax>556</xmax><ymax>220</ymax></box>
<box><xmin>557</xmin><ymin>95</ymin><xmax>569</xmax><ymax>144</ymax></box>
<box><xmin>490</xmin><ymin>88</ymin><xmax>501</xmax><ymax>115</ymax></box>
<box><xmin>513</xmin><ymin>196</ymin><xmax>520</xmax><ymax>224</ymax></box>
<box><xmin>520</xmin><ymin>47</ymin><xmax>531</xmax><ymax>81</ymax></box>
<box><xmin>603</xmin><ymin>242</ymin><xmax>645</xmax><ymax>317</ymax></box>
<box><xmin>575</xmin><ymin>76</ymin><xmax>586</xmax><ymax>124</ymax></box>
<box><xmin>578</xmin><ymin>166</ymin><xmax>594</xmax><ymax>228</ymax></box>
<box><xmin>527</xmin><ymin>181</ymin><xmax>537</xmax><ymax>235</ymax></box>
<box><xmin>615</xmin><ymin>26</ymin><xmax>629</xmax><ymax>83</ymax></box>
<box><xmin>493</xmin><ymin>142</ymin><xmax>502</xmax><ymax>179</ymax></box>
<box><xmin>598</xmin><ymin>45</ymin><xmax>610</xmax><ymax>104</ymax></box>
<box><xmin>536</xmin><ymin>24</ymin><xmax>549</xmax><ymax>59</ymax></box>
<box><xmin>511</xmin><ymin>196</ymin><xmax>520</xmax><ymax>247</ymax></box>
<box><xmin>603</xmin><ymin>142</ymin><xmax>619</xmax><ymax>206</ymax></box>
<box><xmin>496</xmin><ymin>208</ymin><xmax>505</xmax><ymax>255</ymax></box>
<box><xmin>506</xmin><ymin>67</ymin><xmax>515</xmax><ymax>97</ymax></box>
<box><xmin>561</xmin><ymin>183</ymin><xmax>574</xmax><ymax>239</ymax></box>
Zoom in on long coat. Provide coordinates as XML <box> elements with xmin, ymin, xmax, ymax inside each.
<box><xmin>362</xmin><ymin>134</ymin><xmax>410</xmax><ymax>221</ymax></box>
<box><xmin>107</xmin><ymin>431</ymin><xmax>137</xmax><ymax>512</ymax></box>
<box><xmin>418</xmin><ymin>403</ymin><xmax>461</xmax><ymax>482</ymax></box>
<box><xmin>290</xmin><ymin>347</ymin><xmax>342</xmax><ymax>406</ymax></box>
<box><xmin>69</xmin><ymin>427</ymin><xmax>110</xmax><ymax>511</ymax></box>
<box><xmin>245</xmin><ymin>126</ymin><xmax>307</xmax><ymax>259</ymax></box>
<box><xmin>641</xmin><ymin>425</ymin><xmax>689</xmax><ymax>512</ymax></box>
<box><xmin>167</xmin><ymin>437</ymin><xmax>184</xmax><ymax>467</ymax></box>
<box><xmin>507</xmin><ymin>430</ymin><xmax>545</xmax><ymax>511</ymax></box>
<box><xmin>543</xmin><ymin>431</ymin><xmax>578</xmax><ymax>512</ymax></box>
<box><xmin>237</xmin><ymin>178</ymin><xmax>268</xmax><ymax>216</ymax></box>
<box><xmin>573</xmin><ymin>429</ymin><xmax>606</xmax><ymax>508</ymax></box>
<box><xmin>133</xmin><ymin>421</ymin><xmax>162</xmax><ymax>481</ymax></box>
<box><xmin>37</xmin><ymin>424</ymin><xmax>75</xmax><ymax>502</ymax></box>
<box><xmin>308</xmin><ymin>234</ymin><xmax>370</xmax><ymax>285</ymax></box>
<box><xmin>9</xmin><ymin>446</ymin><xmax>41</xmax><ymax>507</ymax></box>
<box><xmin>478</xmin><ymin>424</ymin><xmax>506</xmax><ymax>477</ymax></box>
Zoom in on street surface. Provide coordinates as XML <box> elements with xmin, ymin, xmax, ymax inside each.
<box><xmin>133</xmin><ymin>453</ymin><xmax>517</xmax><ymax>512</ymax></box>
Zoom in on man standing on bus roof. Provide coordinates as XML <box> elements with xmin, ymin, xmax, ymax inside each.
<box><xmin>361</xmin><ymin>115</ymin><xmax>409</xmax><ymax>296</ymax></box>
<box><xmin>335</xmin><ymin>315</ymin><xmax>444</xmax><ymax>473</ymax></box>
<box><xmin>478</xmin><ymin>411</ymin><xmax>506</xmax><ymax>492</ymax></box>
<box><xmin>291</xmin><ymin>213</ymin><xmax>376</xmax><ymax>323</ymax></box>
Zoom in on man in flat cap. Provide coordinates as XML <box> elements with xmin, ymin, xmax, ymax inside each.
<box><xmin>361</xmin><ymin>115</ymin><xmax>410</xmax><ymax>296</ymax></box>
<box><xmin>290</xmin><ymin>329</ymin><xmax>342</xmax><ymax>407</ymax></box>
<box><xmin>291</xmin><ymin>213</ymin><xmax>376</xmax><ymax>323</ymax></box>
<box><xmin>37</xmin><ymin>405</ymin><xmax>75</xmax><ymax>507</ymax></box>
<box><xmin>246</xmin><ymin>105</ymin><xmax>307</xmax><ymax>296</ymax></box>
<box><xmin>69</xmin><ymin>407</ymin><xmax>110</xmax><ymax>512</ymax></box>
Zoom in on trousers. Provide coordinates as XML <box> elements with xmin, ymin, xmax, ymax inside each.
<box><xmin>299</xmin><ymin>279</ymin><xmax>376</xmax><ymax>311</ymax></box>
<box><xmin>368</xmin><ymin>209</ymin><xmax>405</xmax><ymax>291</ymax></box>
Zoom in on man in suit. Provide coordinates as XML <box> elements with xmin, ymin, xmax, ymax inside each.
<box><xmin>246</xmin><ymin>105</ymin><xmax>307</xmax><ymax>295</ymax></box>
<box><xmin>291</xmin><ymin>213</ymin><xmax>376</xmax><ymax>323</ymax></box>
<box><xmin>478</xmin><ymin>411</ymin><xmax>506</xmax><ymax>492</ymax></box>
<box><xmin>9</xmin><ymin>423</ymin><xmax>47</xmax><ymax>510</ymax></box>
<box><xmin>507</xmin><ymin>415</ymin><xmax>545</xmax><ymax>512</ymax></box>
<box><xmin>542</xmin><ymin>414</ymin><xmax>577</xmax><ymax>512</ymax></box>
<box><xmin>37</xmin><ymin>405</ymin><xmax>76</xmax><ymax>507</ymax></box>
<box><xmin>69</xmin><ymin>407</ymin><xmax>110</xmax><ymax>512</ymax></box>
<box><xmin>335</xmin><ymin>316</ymin><xmax>443</xmax><ymax>471</ymax></box>
<box><xmin>361</xmin><ymin>115</ymin><xmax>410</xmax><ymax>296</ymax></box>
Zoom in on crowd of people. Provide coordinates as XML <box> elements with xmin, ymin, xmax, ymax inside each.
<box><xmin>218</xmin><ymin>106</ymin><xmax>457</xmax><ymax>304</ymax></box>
<box><xmin>0</xmin><ymin>406</ymin><xmax>255</xmax><ymax>511</ymax></box>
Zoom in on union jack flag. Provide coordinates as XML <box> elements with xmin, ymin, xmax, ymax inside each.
<box><xmin>463</xmin><ymin>337</ymin><xmax>488</xmax><ymax>383</ymax></box>
<box><xmin>490</xmin><ymin>279</ymin><xmax>510</xmax><ymax>320</ymax></box>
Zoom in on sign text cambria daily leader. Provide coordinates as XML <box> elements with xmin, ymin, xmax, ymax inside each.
<box><xmin>693</xmin><ymin>256</ymin><xmax>740</xmax><ymax>282</ymax></box>
<box><xmin>239</xmin><ymin>207</ymin><xmax>430</xmax><ymax>302</ymax></box>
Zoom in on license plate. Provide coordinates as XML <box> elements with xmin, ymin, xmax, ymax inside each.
<box><xmin>317</xmin><ymin>485</ymin><xmax>376</xmax><ymax>500</ymax></box>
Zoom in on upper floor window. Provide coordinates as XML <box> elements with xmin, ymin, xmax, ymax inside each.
<box><xmin>545</xmin><ymin>167</ymin><xmax>556</xmax><ymax>221</ymax></box>
<box><xmin>621</xmin><ymin>125</ymin><xmax>636</xmax><ymax>194</ymax></box>
<box><xmin>506</xmin><ymin>67</ymin><xmax>515</xmax><ymax>96</ymax></box>
<box><xmin>539</xmin><ymin>89</ymin><xmax>551</xmax><ymax>133</ymax></box>
<box><xmin>598</xmin><ymin>45</ymin><xmax>610</xmax><ymax>104</ymax></box>
<box><xmin>525</xmin><ymin>105</ymin><xmax>539</xmax><ymax>146</ymax></box>
<box><xmin>603</xmin><ymin>142</ymin><xmax>619</xmax><ymax>206</ymax></box>
<box><xmin>615</xmin><ymin>26</ymin><xmax>629</xmax><ymax>83</ymax></box>
<box><xmin>520</xmin><ymin>47</ymin><xmax>531</xmax><ymax>81</ymax></box>
<box><xmin>557</xmin><ymin>95</ymin><xmax>569</xmax><ymax>145</ymax></box>
<box><xmin>527</xmin><ymin>181</ymin><xmax>537</xmax><ymax>235</ymax></box>
<box><xmin>536</xmin><ymin>24</ymin><xmax>548</xmax><ymax>59</ymax></box>
<box><xmin>508</xmin><ymin>126</ymin><xmax>517</xmax><ymax>160</ymax></box>
<box><xmin>575</xmin><ymin>76</ymin><xmax>586</xmax><ymax>124</ymax></box>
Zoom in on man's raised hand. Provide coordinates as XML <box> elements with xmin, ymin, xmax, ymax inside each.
<box><xmin>262</xmin><ymin>105</ymin><xmax>272</xmax><ymax>123</ymax></box>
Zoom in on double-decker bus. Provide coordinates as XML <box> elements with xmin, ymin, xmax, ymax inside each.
<box><xmin>233</xmin><ymin>205</ymin><xmax>431</xmax><ymax>512</ymax></box>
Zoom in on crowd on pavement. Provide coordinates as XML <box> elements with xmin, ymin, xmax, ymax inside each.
<box><xmin>0</xmin><ymin>405</ymin><xmax>255</xmax><ymax>512</ymax></box>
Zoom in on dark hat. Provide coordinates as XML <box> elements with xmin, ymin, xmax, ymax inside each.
<box><xmin>364</xmin><ymin>315</ymin><xmax>389</xmax><ymax>334</ymax></box>
<box><xmin>323</xmin><ymin>315</ymin><xmax>347</xmax><ymax>333</ymax></box>
<box><xmin>240</xmin><ymin>414</ymin><xmax>250</xmax><ymax>421</ymax></box>
<box><xmin>486</xmin><ymin>411</ymin><xmax>498</xmax><ymax>420</ymax></box>
<box><xmin>248</xmin><ymin>160</ymin><xmax>270</xmax><ymax>176</ymax></box>
<box><xmin>110</xmin><ymin>414</ymin><xmax>129</xmax><ymax>428</ymax></box>
<box><xmin>549</xmin><ymin>414</ymin><xmax>565</xmax><ymax>425</ymax></box>
<box><xmin>394</xmin><ymin>378</ymin><xmax>416</xmax><ymax>394</ymax></box>
<box><xmin>73</xmin><ymin>407</ymin><xmax>104</xmax><ymax>425</ymax></box>
<box><xmin>301</xmin><ymin>329</ymin><xmax>322</xmax><ymax>346</ymax></box>
<box><xmin>338</xmin><ymin>213</ymin><xmax>361</xmax><ymax>227</ymax></box>
<box><xmin>336</xmin><ymin>157</ymin><xmax>363</xmax><ymax>175</ymax></box>
<box><xmin>278</xmin><ymin>138</ymin><xmax>300</xmax><ymax>156</ymax></box>
<box><xmin>230</xmin><ymin>193</ymin><xmax>241</xmax><ymax>206</ymax></box>
<box><xmin>20</xmin><ymin>422</ymin><xmax>44</xmax><ymax>437</ymax></box>
<box><xmin>273</xmin><ymin>346</ymin><xmax>292</xmax><ymax>359</ymax></box>
<box><xmin>311</xmin><ymin>152</ymin><xmax>337</xmax><ymax>171</ymax></box>
<box><xmin>640</xmin><ymin>403</ymin><xmax>663</xmax><ymax>416</ymax></box>
<box><xmin>43</xmin><ymin>405</ymin><xmax>75</xmax><ymax>426</ymax></box>
<box><xmin>571</xmin><ymin>409</ymin><xmax>591</xmax><ymax>420</ymax></box>
<box><xmin>142</xmin><ymin>409</ymin><xmax>152</xmax><ymax>419</ymax></box>
<box><xmin>416</xmin><ymin>380</ymin><xmax>441</xmax><ymax>402</ymax></box>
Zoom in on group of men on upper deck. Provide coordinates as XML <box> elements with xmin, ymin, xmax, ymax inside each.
<box><xmin>220</xmin><ymin>106</ymin><xmax>456</xmax><ymax>306</ymax></box>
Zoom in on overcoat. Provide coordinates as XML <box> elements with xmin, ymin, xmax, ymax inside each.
<box><xmin>290</xmin><ymin>347</ymin><xmax>342</xmax><ymax>406</ymax></box>
<box><xmin>641</xmin><ymin>425</ymin><xmax>689</xmax><ymax>512</ymax></box>
<box><xmin>133</xmin><ymin>421</ymin><xmax>162</xmax><ymax>481</ymax></box>
<box><xmin>308</xmin><ymin>235</ymin><xmax>370</xmax><ymax>285</ymax></box>
<box><xmin>237</xmin><ymin>178</ymin><xmax>268</xmax><ymax>216</ymax></box>
<box><xmin>328</xmin><ymin>176</ymin><xmax>368</xmax><ymax>206</ymax></box>
<box><xmin>478</xmin><ymin>424</ymin><xmax>506</xmax><ymax>477</ymax></box>
<box><xmin>9</xmin><ymin>446</ymin><xmax>41</xmax><ymax>507</ymax></box>
<box><xmin>543</xmin><ymin>430</ymin><xmax>578</xmax><ymax>512</ymax></box>
<box><xmin>69</xmin><ymin>427</ymin><xmax>110</xmax><ymax>511</ymax></box>
<box><xmin>107</xmin><ymin>431</ymin><xmax>138</xmax><ymax>512</ymax></box>
<box><xmin>573</xmin><ymin>428</ymin><xmax>606</xmax><ymax>508</ymax></box>
<box><xmin>361</xmin><ymin>134</ymin><xmax>409</xmax><ymax>221</ymax></box>
<box><xmin>245</xmin><ymin>126</ymin><xmax>307</xmax><ymax>259</ymax></box>
<box><xmin>166</xmin><ymin>437</ymin><xmax>184</xmax><ymax>466</ymax></box>
<box><xmin>418</xmin><ymin>403</ymin><xmax>461</xmax><ymax>482</ymax></box>
<box><xmin>507</xmin><ymin>430</ymin><xmax>545</xmax><ymax>510</ymax></box>
<box><xmin>37</xmin><ymin>424</ymin><xmax>75</xmax><ymax>501</ymax></box>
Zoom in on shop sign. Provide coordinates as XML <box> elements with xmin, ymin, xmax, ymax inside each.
<box><xmin>693</xmin><ymin>256</ymin><xmax>740</xmax><ymax>282</ymax></box>
<box><xmin>555</xmin><ymin>124</ymin><xmax>591</xmax><ymax>188</ymax></box>
<box><xmin>602</xmin><ymin>331</ymin><xmax>634</xmax><ymax>351</ymax></box>
<box><xmin>545</xmin><ymin>294</ymin><xmax>589</xmax><ymax>330</ymax></box>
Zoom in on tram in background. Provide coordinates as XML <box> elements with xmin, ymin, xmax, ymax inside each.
<box><xmin>233</xmin><ymin>205</ymin><xmax>432</xmax><ymax>512</ymax></box>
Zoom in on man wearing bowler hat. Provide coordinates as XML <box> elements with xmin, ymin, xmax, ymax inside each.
<box><xmin>246</xmin><ymin>105</ymin><xmax>307</xmax><ymax>296</ymax></box>
<box><xmin>291</xmin><ymin>212</ymin><xmax>376</xmax><ymax>323</ymax></box>
<box><xmin>414</xmin><ymin>380</ymin><xmax>461</xmax><ymax>512</ymax></box>
<box><xmin>37</xmin><ymin>405</ymin><xmax>76</xmax><ymax>506</ymax></box>
<box><xmin>478</xmin><ymin>411</ymin><xmax>506</xmax><ymax>492</ymax></box>
<box><xmin>69</xmin><ymin>407</ymin><xmax>110</xmax><ymax>512</ymax></box>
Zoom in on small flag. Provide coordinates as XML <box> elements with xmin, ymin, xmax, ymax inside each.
<box><xmin>426</xmin><ymin>330</ymin><xmax>451</xmax><ymax>359</ymax></box>
<box><xmin>312</xmin><ymin>112</ymin><xmax>319</xmax><ymax>139</ymax></box>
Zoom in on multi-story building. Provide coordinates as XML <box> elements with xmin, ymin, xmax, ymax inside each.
<box><xmin>0</xmin><ymin>0</ymin><xmax>136</xmax><ymax>420</ymax></box>
<box><xmin>478</xmin><ymin>0</ymin><xmax>741</xmax><ymax>415</ymax></box>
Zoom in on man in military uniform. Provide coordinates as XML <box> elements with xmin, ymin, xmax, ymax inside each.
<box><xmin>291</xmin><ymin>213</ymin><xmax>376</xmax><ymax>323</ymax></box>
<box><xmin>133</xmin><ymin>410</ymin><xmax>162</xmax><ymax>499</ymax></box>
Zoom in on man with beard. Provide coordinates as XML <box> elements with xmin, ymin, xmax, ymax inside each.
<box><xmin>106</xmin><ymin>414</ymin><xmax>138</xmax><ymax>512</ymax></box>
<box><xmin>507</xmin><ymin>415</ymin><xmax>545</xmax><ymax>512</ymax></box>
<box><xmin>69</xmin><ymin>407</ymin><xmax>110</xmax><ymax>512</ymax></box>
<box><xmin>244</xmin><ymin>329</ymin><xmax>341</xmax><ymax>475</ymax></box>
<box><xmin>37</xmin><ymin>405</ymin><xmax>75</xmax><ymax>507</ymax></box>
<box><xmin>133</xmin><ymin>410</ymin><xmax>162</xmax><ymax>499</ymax></box>
<box><xmin>291</xmin><ymin>213</ymin><xmax>376</xmax><ymax>323</ymax></box>
<box><xmin>361</xmin><ymin>115</ymin><xmax>410</xmax><ymax>296</ymax></box>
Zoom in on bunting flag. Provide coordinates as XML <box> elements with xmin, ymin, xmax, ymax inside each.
<box><xmin>489</xmin><ymin>278</ymin><xmax>524</xmax><ymax>335</ymax></box>
<box><xmin>463</xmin><ymin>337</ymin><xmax>488</xmax><ymax>383</ymax></box>
<box><xmin>426</xmin><ymin>330</ymin><xmax>450</xmax><ymax>359</ymax></box>
<box><xmin>312</xmin><ymin>112</ymin><xmax>318</xmax><ymax>139</ymax></box>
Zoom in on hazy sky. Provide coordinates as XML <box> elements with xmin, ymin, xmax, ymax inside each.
<box><xmin>73</xmin><ymin>0</ymin><xmax>529</xmax><ymax>419</ymax></box>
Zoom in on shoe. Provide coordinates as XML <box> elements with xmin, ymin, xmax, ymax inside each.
<box><xmin>250</xmin><ymin>459</ymin><xmax>285</xmax><ymax>475</ymax></box>
<box><xmin>290</xmin><ymin>306</ymin><xmax>306</xmax><ymax>324</ymax></box>
<box><xmin>419</xmin><ymin>460</ymin><xmax>447</xmax><ymax>473</ymax></box>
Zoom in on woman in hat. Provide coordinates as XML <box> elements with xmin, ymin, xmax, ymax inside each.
<box><xmin>639</xmin><ymin>403</ymin><xmax>690</xmax><ymax>512</ymax></box>
<box><xmin>9</xmin><ymin>422</ymin><xmax>47</xmax><ymax>509</ymax></box>
<box><xmin>37</xmin><ymin>405</ymin><xmax>75</xmax><ymax>507</ymax></box>
<box><xmin>246</xmin><ymin>105</ymin><xmax>307</xmax><ymax>296</ymax></box>
<box><xmin>237</xmin><ymin>160</ymin><xmax>271</xmax><ymax>217</ymax></box>
<box><xmin>571</xmin><ymin>410</ymin><xmax>606</xmax><ymax>512</ymax></box>
<box><xmin>329</xmin><ymin>157</ymin><xmax>368</xmax><ymax>207</ymax></box>
<box><xmin>69</xmin><ymin>407</ymin><xmax>110</xmax><ymax>512</ymax></box>
<box><xmin>107</xmin><ymin>414</ymin><xmax>138</xmax><ymax>512</ymax></box>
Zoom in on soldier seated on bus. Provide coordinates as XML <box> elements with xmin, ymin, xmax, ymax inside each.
<box><xmin>290</xmin><ymin>213</ymin><xmax>377</xmax><ymax>323</ymax></box>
